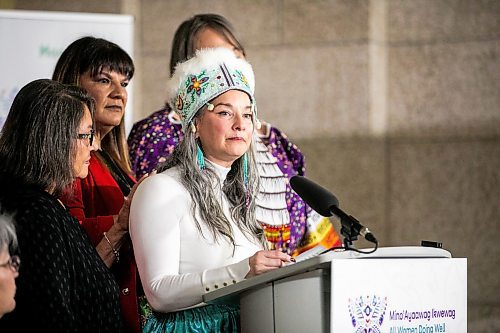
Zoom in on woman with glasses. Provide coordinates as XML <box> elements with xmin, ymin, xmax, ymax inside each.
<box><xmin>54</xmin><ymin>37</ymin><xmax>142</xmax><ymax>333</ymax></box>
<box><xmin>0</xmin><ymin>79</ymin><xmax>122</xmax><ymax>331</ymax></box>
<box><xmin>0</xmin><ymin>213</ymin><xmax>19</xmax><ymax>318</ymax></box>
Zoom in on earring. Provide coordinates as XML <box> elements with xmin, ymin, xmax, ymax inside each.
<box><xmin>197</xmin><ymin>144</ymin><xmax>205</xmax><ymax>170</ymax></box>
<box><xmin>243</xmin><ymin>153</ymin><xmax>249</xmax><ymax>208</ymax></box>
<box><xmin>242</xmin><ymin>153</ymin><xmax>248</xmax><ymax>188</ymax></box>
<box><xmin>190</xmin><ymin>122</ymin><xmax>196</xmax><ymax>134</ymax></box>
<box><xmin>255</xmin><ymin>119</ymin><xmax>262</xmax><ymax>130</ymax></box>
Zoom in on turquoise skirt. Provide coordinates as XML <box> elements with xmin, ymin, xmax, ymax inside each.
<box><xmin>140</xmin><ymin>297</ymin><xmax>240</xmax><ymax>333</ymax></box>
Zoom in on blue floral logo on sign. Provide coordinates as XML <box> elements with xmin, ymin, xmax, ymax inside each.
<box><xmin>348</xmin><ymin>295</ymin><xmax>387</xmax><ymax>333</ymax></box>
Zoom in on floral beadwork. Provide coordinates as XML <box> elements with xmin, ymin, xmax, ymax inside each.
<box><xmin>176</xmin><ymin>66</ymin><xmax>252</xmax><ymax>125</ymax></box>
<box><xmin>187</xmin><ymin>74</ymin><xmax>209</xmax><ymax>96</ymax></box>
<box><xmin>168</xmin><ymin>49</ymin><xmax>255</xmax><ymax>129</ymax></box>
<box><xmin>233</xmin><ymin>69</ymin><xmax>248</xmax><ymax>87</ymax></box>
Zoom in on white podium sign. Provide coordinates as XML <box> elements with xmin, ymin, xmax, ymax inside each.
<box><xmin>331</xmin><ymin>259</ymin><xmax>467</xmax><ymax>333</ymax></box>
<box><xmin>204</xmin><ymin>247</ymin><xmax>466</xmax><ymax>333</ymax></box>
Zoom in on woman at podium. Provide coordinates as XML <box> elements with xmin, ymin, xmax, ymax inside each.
<box><xmin>129</xmin><ymin>48</ymin><xmax>292</xmax><ymax>332</ymax></box>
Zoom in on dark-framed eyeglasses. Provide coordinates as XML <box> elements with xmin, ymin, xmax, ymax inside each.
<box><xmin>0</xmin><ymin>255</ymin><xmax>20</xmax><ymax>273</ymax></box>
<box><xmin>77</xmin><ymin>129</ymin><xmax>95</xmax><ymax>146</ymax></box>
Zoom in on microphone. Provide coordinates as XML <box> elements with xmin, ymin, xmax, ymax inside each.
<box><xmin>290</xmin><ymin>175</ymin><xmax>377</xmax><ymax>244</ymax></box>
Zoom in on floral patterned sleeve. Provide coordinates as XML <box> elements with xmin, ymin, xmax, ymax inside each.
<box><xmin>263</xmin><ymin>125</ymin><xmax>306</xmax><ymax>178</ymax></box>
<box><xmin>127</xmin><ymin>107</ymin><xmax>184</xmax><ymax>179</ymax></box>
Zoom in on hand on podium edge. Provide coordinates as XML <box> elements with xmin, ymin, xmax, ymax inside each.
<box><xmin>246</xmin><ymin>249</ymin><xmax>294</xmax><ymax>278</ymax></box>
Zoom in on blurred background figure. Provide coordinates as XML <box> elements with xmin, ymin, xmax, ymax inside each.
<box><xmin>0</xmin><ymin>212</ymin><xmax>19</xmax><ymax>319</ymax></box>
<box><xmin>54</xmin><ymin>36</ymin><xmax>141</xmax><ymax>333</ymax></box>
<box><xmin>0</xmin><ymin>79</ymin><xmax>122</xmax><ymax>331</ymax></box>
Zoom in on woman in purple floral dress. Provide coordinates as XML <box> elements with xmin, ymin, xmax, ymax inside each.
<box><xmin>128</xmin><ymin>14</ymin><xmax>341</xmax><ymax>256</ymax></box>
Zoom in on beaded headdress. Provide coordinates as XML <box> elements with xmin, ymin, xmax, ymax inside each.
<box><xmin>166</xmin><ymin>47</ymin><xmax>257</xmax><ymax>130</ymax></box>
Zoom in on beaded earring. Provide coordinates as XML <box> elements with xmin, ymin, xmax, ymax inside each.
<box><xmin>255</xmin><ymin>119</ymin><xmax>262</xmax><ymax>130</ymax></box>
<box><xmin>197</xmin><ymin>144</ymin><xmax>205</xmax><ymax>170</ymax></box>
<box><xmin>242</xmin><ymin>153</ymin><xmax>248</xmax><ymax>188</ymax></box>
<box><xmin>243</xmin><ymin>153</ymin><xmax>250</xmax><ymax>207</ymax></box>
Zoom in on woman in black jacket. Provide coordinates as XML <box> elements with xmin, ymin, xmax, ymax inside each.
<box><xmin>0</xmin><ymin>79</ymin><xmax>122</xmax><ymax>332</ymax></box>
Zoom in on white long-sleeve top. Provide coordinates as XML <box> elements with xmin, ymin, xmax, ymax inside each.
<box><xmin>130</xmin><ymin>161</ymin><xmax>262</xmax><ymax>313</ymax></box>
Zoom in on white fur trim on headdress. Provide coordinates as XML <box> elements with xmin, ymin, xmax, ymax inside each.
<box><xmin>166</xmin><ymin>47</ymin><xmax>257</xmax><ymax>129</ymax></box>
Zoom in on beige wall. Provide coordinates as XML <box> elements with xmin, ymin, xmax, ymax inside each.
<box><xmin>3</xmin><ymin>0</ymin><xmax>499</xmax><ymax>330</ymax></box>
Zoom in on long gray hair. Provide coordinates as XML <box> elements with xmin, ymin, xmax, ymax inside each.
<box><xmin>157</xmin><ymin>110</ymin><xmax>265</xmax><ymax>249</ymax></box>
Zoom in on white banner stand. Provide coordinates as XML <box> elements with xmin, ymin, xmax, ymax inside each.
<box><xmin>0</xmin><ymin>10</ymin><xmax>134</xmax><ymax>132</ymax></box>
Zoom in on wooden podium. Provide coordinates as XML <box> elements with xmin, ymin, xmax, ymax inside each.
<box><xmin>203</xmin><ymin>247</ymin><xmax>467</xmax><ymax>333</ymax></box>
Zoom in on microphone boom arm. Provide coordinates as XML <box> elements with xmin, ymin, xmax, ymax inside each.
<box><xmin>329</xmin><ymin>205</ymin><xmax>378</xmax><ymax>248</ymax></box>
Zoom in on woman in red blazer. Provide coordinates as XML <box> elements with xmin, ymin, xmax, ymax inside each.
<box><xmin>54</xmin><ymin>37</ymin><xmax>142</xmax><ymax>333</ymax></box>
